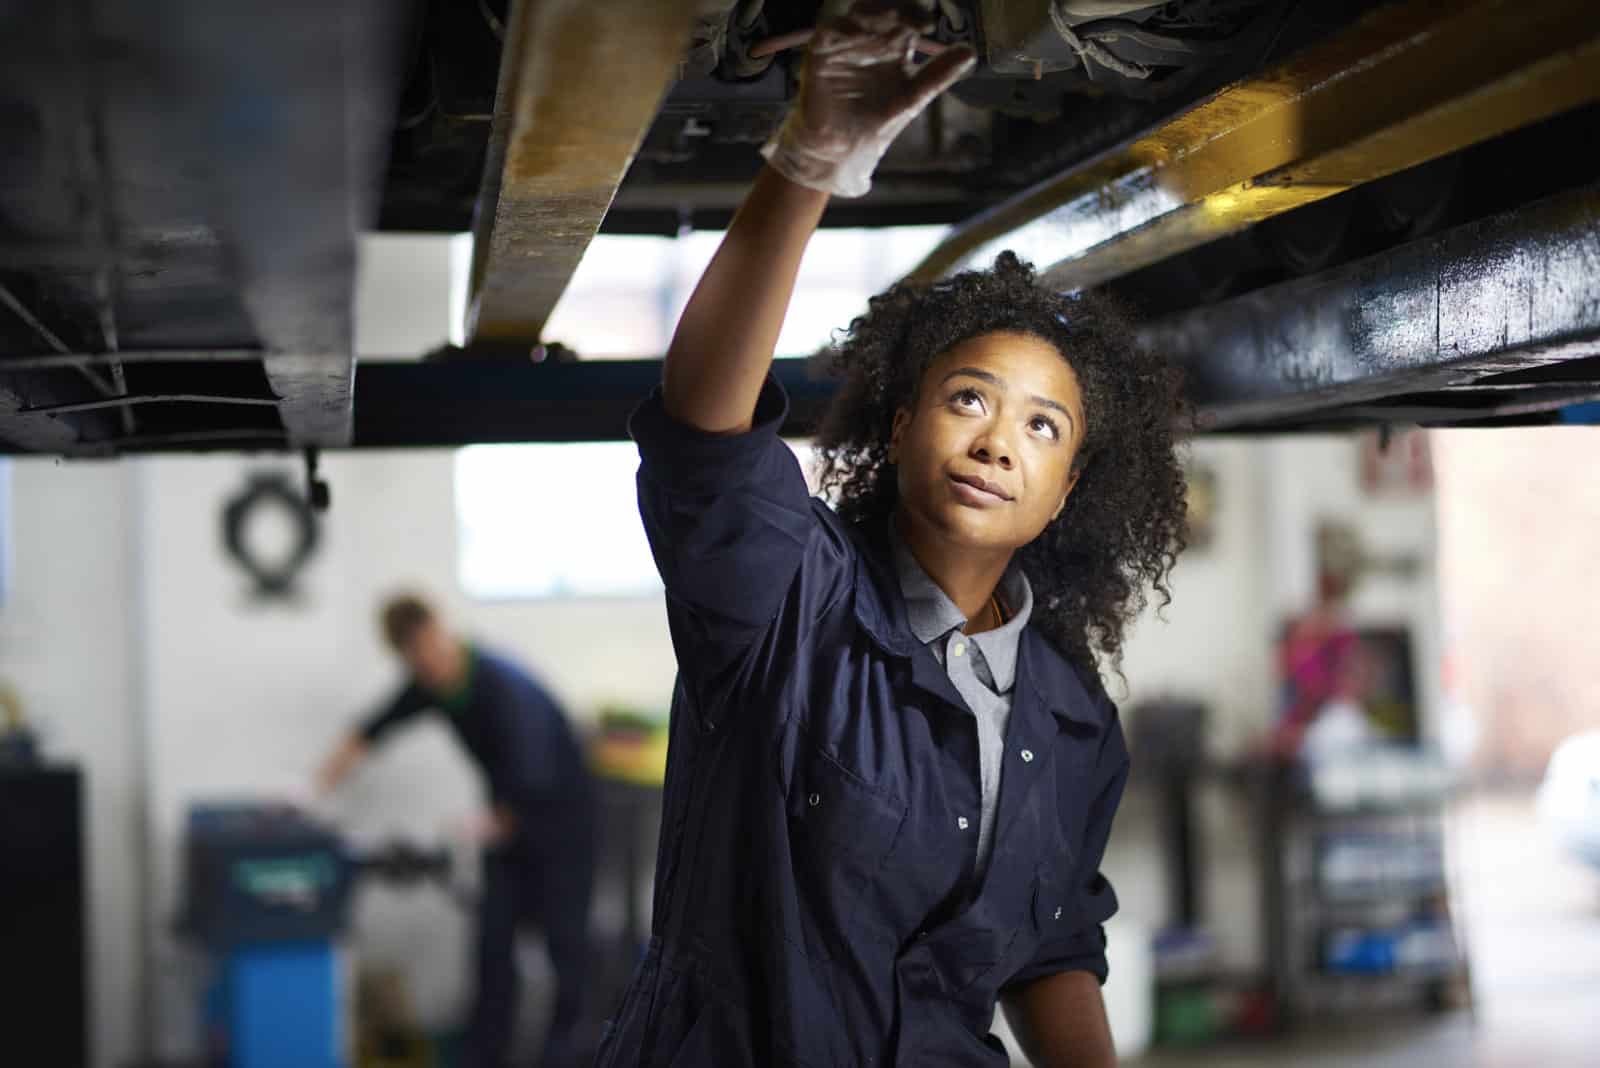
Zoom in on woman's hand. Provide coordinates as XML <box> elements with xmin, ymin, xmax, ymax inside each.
<box><xmin>763</xmin><ymin>1</ymin><xmax>977</xmax><ymax>198</ymax></box>
<box><xmin>661</xmin><ymin>2</ymin><xmax>974</xmax><ymax>430</ymax></box>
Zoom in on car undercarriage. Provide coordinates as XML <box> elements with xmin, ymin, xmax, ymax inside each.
<box><xmin>2</xmin><ymin>0</ymin><xmax>1599</xmax><ymax>455</ymax></box>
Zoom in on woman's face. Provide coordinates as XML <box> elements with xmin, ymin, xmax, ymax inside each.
<box><xmin>890</xmin><ymin>331</ymin><xmax>1086</xmax><ymax>554</ymax></box>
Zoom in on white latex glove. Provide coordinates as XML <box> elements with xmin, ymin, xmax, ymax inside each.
<box><xmin>762</xmin><ymin>1</ymin><xmax>978</xmax><ymax>198</ymax></box>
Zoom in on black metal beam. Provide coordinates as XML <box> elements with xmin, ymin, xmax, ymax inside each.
<box><xmin>153</xmin><ymin>0</ymin><xmax>409</xmax><ymax>445</ymax></box>
<box><xmin>0</xmin><ymin>357</ymin><xmax>833</xmax><ymax>453</ymax></box>
<box><xmin>9</xmin><ymin>183</ymin><xmax>1600</xmax><ymax>454</ymax></box>
<box><xmin>1142</xmin><ymin>183</ymin><xmax>1600</xmax><ymax>429</ymax></box>
<box><xmin>349</xmin><ymin>358</ymin><xmax>835</xmax><ymax>448</ymax></box>
<box><xmin>0</xmin><ymin>0</ymin><xmax>410</xmax><ymax>450</ymax></box>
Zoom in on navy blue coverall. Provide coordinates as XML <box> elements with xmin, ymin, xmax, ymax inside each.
<box><xmin>362</xmin><ymin>647</ymin><xmax>596</xmax><ymax>1068</ymax></box>
<box><xmin>595</xmin><ymin>380</ymin><xmax>1130</xmax><ymax>1066</ymax></box>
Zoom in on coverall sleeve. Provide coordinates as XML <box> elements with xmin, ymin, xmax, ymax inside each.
<box><xmin>357</xmin><ymin>682</ymin><xmax>431</xmax><ymax>745</ymax></box>
<box><xmin>1003</xmin><ymin>719</ymin><xmax>1131</xmax><ymax>988</ymax></box>
<box><xmin>634</xmin><ymin>375</ymin><xmax>849</xmax><ymax>620</ymax></box>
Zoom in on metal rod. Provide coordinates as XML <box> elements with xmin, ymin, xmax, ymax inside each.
<box><xmin>17</xmin><ymin>393</ymin><xmax>282</xmax><ymax>417</ymax></box>
<box><xmin>0</xmin><ymin>349</ymin><xmax>265</xmax><ymax>371</ymax></box>
<box><xmin>78</xmin><ymin>0</ymin><xmax>135</xmax><ymax>435</ymax></box>
<box><xmin>95</xmin><ymin>271</ymin><xmax>135</xmax><ymax>434</ymax></box>
<box><xmin>0</xmin><ymin>282</ymin><xmax>120</xmax><ymax>396</ymax></box>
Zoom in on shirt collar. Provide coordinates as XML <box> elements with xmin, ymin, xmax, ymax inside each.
<box><xmin>845</xmin><ymin>516</ymin><xmax>1107</xmax><ymax>732</ymax></box>
<box><xmin>435</xmin><ymin>643</ymin><xmax>477</xmax><ymax>715</ymax></box>
<box><xmin>887</xmin><ymin>522</ymin><xmax>1034</xmax><ymax>693</ymax></box>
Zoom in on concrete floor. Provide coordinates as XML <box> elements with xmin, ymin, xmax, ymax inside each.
<box><xmin>1131</xmin><ymin>790</ymin><xmax>1600</xmax><ymax>1068</ymax></box>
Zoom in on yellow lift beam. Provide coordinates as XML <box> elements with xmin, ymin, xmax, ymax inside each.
<box><xmin>910</xmin><ymin>0</ymin><xmax>1600</xmax><ymax>292</ymax></box>
<box><xmin>466</xmin><ymin>0</ymin><xmax>696</xmax><ymax>344</ymax></box>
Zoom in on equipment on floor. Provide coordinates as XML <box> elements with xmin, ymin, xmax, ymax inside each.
<box><xmin>1</xmin><ymin>764</ymin><xmax>88</xmax><ymax>1068</ymax></box>
<box><xmin>180</xmin><ymin>802</ymin><xmax>452</xmax><ymax>1068</ymax></box>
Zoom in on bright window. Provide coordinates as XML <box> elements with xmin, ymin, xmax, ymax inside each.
<box><xmin>541</xmin><ymin>226</ymin><xmax>949</xmax><ymax>359</ymax></box>
<box><xmin>454</xmin><ymin>225</ymin><xmax>930</xmax><ymax>599</ymax></box>
<box><xmin>456</xmin><ymin>441</ymin><xmax>822</xmax><ymax>600</ymax></box>
<box><xmin>455</xmin><ymin>442</ymin><xmax>662</xmax><ymax>599</ymax></box>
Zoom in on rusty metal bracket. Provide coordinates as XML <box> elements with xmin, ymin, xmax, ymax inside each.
<box><xmin>911</xmin><ymin>0</ymin><xmax>1600</xmax><ymax>292</ymax></box>
<box><xmin>466</xmin><ymin>0</ymin><xmax>697</xmax><ymax>343</ymax></box>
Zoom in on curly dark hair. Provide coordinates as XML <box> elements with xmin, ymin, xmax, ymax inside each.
<box><xmin>815</xmin><ymin>252</ymin><xmax>1189</xmax><ymax>678</ymax></box>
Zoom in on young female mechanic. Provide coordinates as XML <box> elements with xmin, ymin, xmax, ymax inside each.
<box><xmin>599</xmin><ymin>3</ymin><xmax>1188</xmax><ymax>1065</ymax></box>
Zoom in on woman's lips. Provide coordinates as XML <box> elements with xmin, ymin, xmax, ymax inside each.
<box><xmin>948</xmin><ymin>472</ymin><xmax>1012</xmax><ymax>506</ymax></box>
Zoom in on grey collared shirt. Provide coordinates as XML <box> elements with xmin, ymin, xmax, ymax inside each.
<box><xmin>890</xmin><ymin>526</ymin><xmax>1033</xmax><ymax>880</ymax></box>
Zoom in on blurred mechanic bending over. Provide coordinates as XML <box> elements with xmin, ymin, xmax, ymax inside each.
<box><xmin>317</xmin><ymin>594</ymin><xmax>596</xmax><ymax>1068</ymax></box>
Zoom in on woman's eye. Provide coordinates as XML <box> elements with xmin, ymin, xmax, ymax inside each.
<box><xmin>952</xmin><ymin>388</ymin><xmax>984</xmax><ymax>410</ymax></box>
<box><xmin>1029</xmin><ymin>415</ymin><xmax>1060</xmax><ymax>440</ymax></box>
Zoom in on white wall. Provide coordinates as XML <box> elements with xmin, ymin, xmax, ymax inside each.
<box><xmin>1119</xmin><ymin>438</ymin><xmax>1275</xmax><ymax>755</ymax></box>
<box><xmin>353</xmin><ymin>233</ymin><xmax>472</xmax><ymax>357</ymax></box>
<box><xmin>1432</xmin><ymin>428</ymin><xmax>1600</xmax><ymax>774</ymax></box>
<box><xmin>0</xmin><ymin>460</ymin><xmax>144</xmax><ymax>1068</ymax></box>
<box><xmin>1102</xmin><ymin>437</ymin><xmax>1276</xmax><ymax>972</ymax></box>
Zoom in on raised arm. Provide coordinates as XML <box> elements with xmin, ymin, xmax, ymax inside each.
<box><xmin>662</xmin><ymin>168</ymin><xmax>829</xmax><ymax>433</ymax></box>
<box><xmin>661</xmin><ymin>1</ymin><xmax>976</xmax><ymax>434</ymax></box>
<box><xmin>631</xmin><ymin>4</ymin><xmax>974</xmax><ymax>661</ymax></box>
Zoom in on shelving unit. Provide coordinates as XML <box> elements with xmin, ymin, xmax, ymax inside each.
<box><xmin>1254</xmin><ymin>764</ymin><xmax>1472</xmax><ymax>1029</ymax></box>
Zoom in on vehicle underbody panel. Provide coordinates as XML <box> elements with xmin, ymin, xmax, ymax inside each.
<box><xmin>2</xmin><ymin>0</ymin><xmax>1598</xmax><ymax>454</ymax></box>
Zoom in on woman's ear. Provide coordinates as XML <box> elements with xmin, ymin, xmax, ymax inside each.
<box><xmin>889</xmin><ymin>407</ymin><xmax>912</xmax><ymax>464</ymax></box>
<box><xmin>1053</xmin><ymin>469</ymin><xmax>1082</xmax><ymax>522</ymax></box>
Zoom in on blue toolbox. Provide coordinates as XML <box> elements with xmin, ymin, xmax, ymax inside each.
<box><xmin>180</xmin><ymin>802</ymin><xmax>449</xmax><ymax>1068</ymax></box>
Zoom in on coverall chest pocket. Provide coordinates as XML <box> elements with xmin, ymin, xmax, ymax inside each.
<box><xmin>784</xmin><ymin>744</ymin><xmax>906</xmax><ymax>958</ymax></box>
<box><xmin>788</xmin><ymin>745</ymin><xmax>905</xmax><ymax>867</ymax></box>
